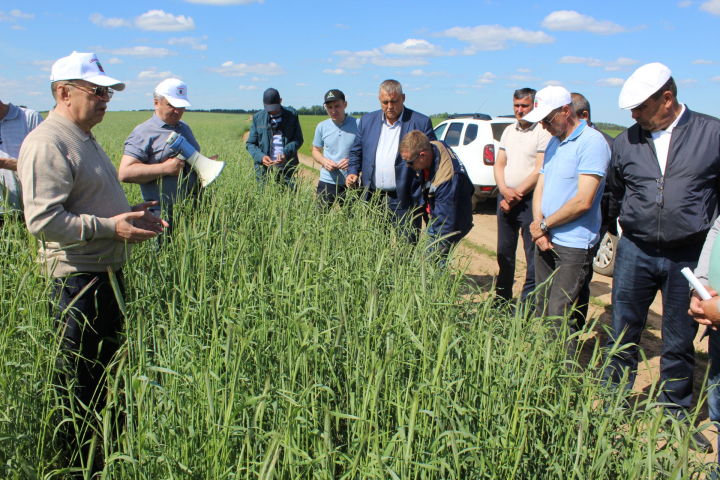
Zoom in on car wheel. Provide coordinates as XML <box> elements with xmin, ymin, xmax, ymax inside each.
<box><xmin>593</xmin><ymin>232</ymin><xmax>618</xmax><ymax>277</ymax></box>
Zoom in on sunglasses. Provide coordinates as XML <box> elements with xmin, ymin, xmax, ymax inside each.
<box><xmin>66</xmin><ymin>82</ymin><xmax>114</xmax><ymax>99</ymax></box>
<box><xmin>404</xmin><ymin>153</ymin><xmax>420</xmax><ymax>166</ymax></box>
<box><xmin>540</xmin><ymin>108</ymin><xmax>561</xmax><ymax>125</ymax></box>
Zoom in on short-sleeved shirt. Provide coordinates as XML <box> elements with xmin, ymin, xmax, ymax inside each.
<box><xmin>540</xmin><ymin>121</ymin><xmax>610</xmax><ymax>249</ymax></box>
<box><xmin>499</xmin><ymin>120</ymin><xmax>551</xmax><ymax>189</ymax></box>
<box><xmin>313</xmin><ymin>115</ymin><xmax>358</xmax><ymax>185</ymax></box>
<box><xmin>0</xmin><ymin>104</ymin><xmax>43</xmax><ymax>212</ymax></box>
<box><xmin>123</xmin><ymin>114</ymin><xmax>201</xmax><ymax>207</ymax></box>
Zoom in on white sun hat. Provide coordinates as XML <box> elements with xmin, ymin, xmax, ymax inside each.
<box><xmin>155</xmin><ymin>78</ymin><xmax>191</xmax><ymax>108</ymax></box>
<box><xmin>618</xmin><ymin>62</ymin><xmax>672</xmax><ymax>110</ymax></box>
<box><xmin>523</xmin><ymin>85</ymin><xmax>572</xmax><ymax>123</ymax></box>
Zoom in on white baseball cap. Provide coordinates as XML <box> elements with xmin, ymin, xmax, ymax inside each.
<box><xmin>618</xmin><ymin>62</ymin><xmax>672</xmax><ymax>109</ymax></box>
<box><xmin>155</xmin><ymin>78</ymin><xmax>191</xmax><ymax>108</ymax></box>
<box><xmin>50</xmin><ymin>52</ymin><xmax>125</xmax><ymax>90</ymax></box>
<box><xmin>524</xmin><ymin>85</ymin><xmax>572</xmax><ymax>123</ymax></box>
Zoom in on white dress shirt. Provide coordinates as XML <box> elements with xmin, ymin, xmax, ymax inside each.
<box><xmin>373</xmin><ymin>111</ymin><xmax>403</xmax><ymax>190</ymax></box>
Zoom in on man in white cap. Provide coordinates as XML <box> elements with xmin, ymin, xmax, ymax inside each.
<box><xmin>17</xmin><ymin>51</ymin><xmax>167</xmax><ymax>471</ymax></box>
<box><xmin>604</xmin><ymin>62</ymin><xmax>720</xmax><ymax>450</ymax></box>
<box><xmin>0</xmin><ymin>99</ymin><xmax>42</xmax><ymax>226</ymax></box>
<box><xmin>525</xmin><ymin>85</ymin><xmax>610</xmax><ymax>348</ymax></box>
<box><xmin>119</xmin><ymin>78</ymin><xmax>209</xmax><ymax>238</ymax></box>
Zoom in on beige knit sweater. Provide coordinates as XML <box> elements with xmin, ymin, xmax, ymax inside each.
<box><xmin>17</xmin><ymin>111</ymin><xmax>132</xmax><ymax>277</ymax></box>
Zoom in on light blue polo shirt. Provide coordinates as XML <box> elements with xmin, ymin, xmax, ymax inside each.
<box><xmin>540</xmin><ymin>121</ymin><xmax>610</xmax><ymax>249</ymax></box>
<box><xmin>313</xmin><ymin>115</ymin><xmax>358</xmax><ymax>185</ymax></box>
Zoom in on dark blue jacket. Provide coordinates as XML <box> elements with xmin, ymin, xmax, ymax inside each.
<box><xmin>246</xmin><ymin>106</ymin><xmax>303</xmax><ymax>173</ymax></box>
<box><xmin>423</xmin><ymin>141</ymin><xmax>474</xmax><ymax>246</ymax></box>
<box><xmin>609</xmin><ymin>107</ymin><xmax>720</xmax><ymax>248</ymax></box>
<box><xmin>348</xmin><ymin>107</ymin><xmax>435</xmax><ymax>209</ymax></box>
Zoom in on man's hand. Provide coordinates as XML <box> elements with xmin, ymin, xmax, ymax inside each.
<box><xmin>345</xmin><ymin>173</ymin><xmax>359</xmax><ymax>188</ymax></box>
<box><xmin>530</xmin><ymin>219</ymin><xmax>546</xmax><ymax>241</ymax></box>
<box><xmin>535</xmin><ymin>234</ymin><xmax>553</xmax><ymax>251</ymax></box>
<box><xmin>162</xmin><ymin>156</ymin><xmax>185</xmax><ymax>176</ymax></box>
<box><xmin>690</xmin><ymin>288</ymin><xmax>720</xmax><ymax>330</ymax></box>
<box><xmin>336</xmin><ymin>158</ymin><xmax>350</xmax><ymax>170</ymax></box>
<box><xmin>261</xmin><ymin>155</ymin><xmax>274</xmax><ymax>167</ymax></box>
<box><xmin>0</xmin><ymin>157</ymin><xmax>18</xmax><ymax>171</ymax></box>
<box><xmin>113</xmin><ymin>206</ymin><xmax>169</xmax><ymax>243</ymax></box>
<box><xmin>499</xmin><ymin>198</ymin><xmax>512</xmax><ymax>213</ymax></box>
<box><xmin>322</xmin><ymin>158</ymin><xmax>338</xmax><ymax>171</ymax></box>
<box><xmin>500</xmin><ymin>186</ymin><xmax>522</xmax><ymax>205</ymax></box>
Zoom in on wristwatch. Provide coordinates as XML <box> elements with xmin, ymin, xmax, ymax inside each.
<box><xmin>540</xmin><ymin>218</ymin><xmax>549</xmax><ymax>233</ymax></box>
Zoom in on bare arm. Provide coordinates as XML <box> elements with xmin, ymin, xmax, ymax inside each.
<box><xmin>543</xmin><ymin>174</ymin><xmax>602</xmax><ymax>229</ymax></box>
<box><xmin>514</xmin><ymin>152</ymin><xmax>544</xmax><ymax>195</ymax></box>
<box><xmin>0</xmin><ymin>158</ymin><xmax>17</xmax><ymax>171</ymax></box>
<box><xmin>118</xmin><ymin>154</ymin><xmax>184</xmax><ymax>183</ymax></box>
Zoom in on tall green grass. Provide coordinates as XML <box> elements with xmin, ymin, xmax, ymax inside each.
<box><xmin>0</xmin><ymin>112</ymin><xmax>714</xmax><ymax>478</ymax></box>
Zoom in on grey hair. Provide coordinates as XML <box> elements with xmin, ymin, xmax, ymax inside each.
<box><xmin>571</xmin><ymin>92</ymin><xmax>591</xmax><ymax>119</ymax></box>
<box><xmin>379</xmin><ymin>79</ymin><xmax>403</xmax><ymax>96</ymax></box>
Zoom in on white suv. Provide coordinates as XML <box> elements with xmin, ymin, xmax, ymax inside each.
<box><xmin>433</xmin><ymin>114</ymin><xmax>514</xmax><ymax>208</ymax></box>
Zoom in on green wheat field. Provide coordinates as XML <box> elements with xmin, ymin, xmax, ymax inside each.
<box><xmin>0</xmin><ymin>112</ymin><xmax>713</xmax><ymax>479</ymax></box>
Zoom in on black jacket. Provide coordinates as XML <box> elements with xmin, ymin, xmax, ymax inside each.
<box><xmin>609</xmin><ymin>107</ymin><xmax>720</xmax><ymax>248</ymax></box>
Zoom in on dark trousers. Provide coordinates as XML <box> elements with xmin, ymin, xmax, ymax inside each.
<box><xmin>604</xmin><ymin>236</ymin><xmax>701</xmax><ymax>412</ymax></box>
<box><xmin>316</xmin><ymin>180</ymin><xmax>347</xmax><ymax>210</ymax></box>
<box><xmin>495</xmin><ymin>193</ymin><xmax>536</xmax><ymax>301</ymax></box>
<box><xmin>51</xmin><ymin>270</ymin><xmax>125</xmax><ymax>468</ymax></box>
<box><xmin>254</xmin><ymin>163</ymin><xmax>297</xmax><ymax>190</ymax></box>
<box><xmin>364</xmin><ymin>188</ymin><xmax>422</xmax><ymax>244</ymax></box>
<box><xmin>535</xmin><ymin>244</ymin><xmax>594</xmax><ymax>353</ymax></box>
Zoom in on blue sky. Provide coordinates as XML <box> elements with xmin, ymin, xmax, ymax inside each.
<box><xmin>1</xmin><ymin>0</ymin><xmax>719</xmax><ymax>126</ymax></box>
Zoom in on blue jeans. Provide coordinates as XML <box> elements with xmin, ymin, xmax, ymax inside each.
<box><xmin>604</xmin><ymin>235</ymin><xmax>701</xmax><ymax>412</ymax></box>
<box><xmin>495</xmin><ymin>193</ymin><xmax>536</xmax><ymax>301</ymax></box>
<box><xmin>708</xmin><ymin>329</ymin><xmax>720</xmax><ymax>462</ymax></box>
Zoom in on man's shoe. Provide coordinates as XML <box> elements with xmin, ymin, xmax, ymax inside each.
<box><xmin>689</xmin><ymin>429</ymin><xmax>714</xmax><ymax>453</ymax></box>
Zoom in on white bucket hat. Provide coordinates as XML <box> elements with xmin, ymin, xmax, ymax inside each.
<box><xmin>50</xmin><ymin>52</ymin><xmax>125</xmax><ymax>90</ymax></box>
<box><xmin>155</xmin><ymin>78</ymin><xmax>191</xmax><ymax>108</ymax></box>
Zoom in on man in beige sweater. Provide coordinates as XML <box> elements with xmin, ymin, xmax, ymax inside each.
<box><xmin>17</xmin><ymin>51</ymin><xmax>167</xmax><ymax>472</ymax></box>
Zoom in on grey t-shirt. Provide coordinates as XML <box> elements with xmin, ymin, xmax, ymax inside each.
<box><xmin>123</xmin><ymin>114</ymin><xmax>201</xmax><ymax>208</ymax></box>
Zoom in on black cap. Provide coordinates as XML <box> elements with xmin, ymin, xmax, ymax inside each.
<box><xmin>263</xmin><ymin>87</ymin><xmax>281</xmax><ymax>112</ymax></box>
<box><xmin>323</xmin><ymin>89</ymin><xmax>345</xmax><ymax>104</ymax></box>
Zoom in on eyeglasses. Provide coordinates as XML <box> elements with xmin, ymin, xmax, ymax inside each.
<box><xmin>541</xmin><ymin>108</ymin><xmax>561</xmax><ymax>125</ymax></box>
<box><xmin>405</xmin><ymin>153</ymin><xmax>420</xmax><ymax>166</ymax></box>
<box><xmin>66</xmin><ymin>82</ymin><xmax>114</xmax><ymax>99</ymax></box>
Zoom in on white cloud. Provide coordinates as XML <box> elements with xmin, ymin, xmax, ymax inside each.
<box><xmin>597</xmin><ymin>77</ymin><xmax>625</xmax><ymax>87</ymax></box>
<box><xmin>0</xmin><ymin>9</ymin><xmax>34</xmax><ymax>22</ymax></box>
<box><xmin>11</xmin><ymin>25</ymin><xmax>24</xmax><ymax>30</ymax></box>
<box><xmin>477</xmin><ymin>72</ymin><xmax>496</xmax><ymax>84</ymax></box>
<box><xmin>334</xmin><ymin>49</ymin><xmax>428</xmax><ymax>69</ymax></box>
<box><xmin>102</xmin><ymin>46</ymin><xmax>175</xmax><ymax>57</ymax></box>
<box><xmin>542</xmin><ymin>10</ymin><xmax>626</xmax><ymax>34</ymax></box>
<box><xmin>508</xmin><ymin>74</ymin><xmax>538</xmax><ymax>82</ymax></box>
<box><xmin>168</xmin><ymin>36</ymin><xmax>208</xmax><ymax>51</ymax></box>
<box><xmin>517</xmin><ymin>67</ymin><xmax>531</xmax><ymax>73</ymax></box>
<box><xmin>559</xmin><ymin>56</ymin><xmax>637</xmax><ymax>71</ymax></box>
<box><xmin>381</xmin><ymin>38</ymin><xmax>455</xmax><ymax>56</ymax></box>
<box><xmin>335</xmin><ymin>23</ymin><xmax>350</xmax><ymax>29</ymax></box>
<box><xmin>323</xmin><ymin>68</ymin><xmax>346</xmax><ymax>75</ymax></box>
<box><xmin>211</xmin><ymin>61</ymin><xmax>285</xmax><ymax>76</ymax></box>
<box><xmin>679</xmin><ymin>78</ymin><xmax>698</xmax><ymax>85</ymax></box>
<box><xmin>137</xmin><ymin>69</ymin><xmax>174</xmax><ymax>80</ymax></box>
<box><xmin>31</xmin><ymin>60</ymin><xmax>53</xmax><ymax>71</ymax></box>
<box><xmin>186</xmin><ymin>0</ymin><xmax>263</xmax><ymax>4</ymax></box>
<box><xmin>409</xmin><ymin>69</ymin><xmax>448</xmax><ymax>77</ymax></box>
<box><xmin>440</xmin><ymin>25</ymin><xmax>553</xmax><ymax>52</ymax></box>
<box><xmin>296</xmin><ymin>83</ymin><xmax>308</xmax><ymax>87</ymax></box>
<box><xmin>693</xmin><ymin>59</ymin><xmax>715</xmax><ymax>64</ymax></box>
<box><xmin>678</xmin><ymin>0</ymin><xmax>693</xmax><ymax>6</ymax></box>
<box><xmin>712</xmin><ymin>76</ymin><xmax>720</xmax><ymax>82</ymax></box>
<box><xmin>238</xmin><ymin>85</ymin><xmax>259</xmax><ymax>90</ymax></box>
<box><xmin>544</xmin><ymin>80</ymin><xmax>564</xmax><ymax>86</ymax></box>
<box><xmin>701</xmin><ymin>0</ymin><xmax>720</xmax><ymax>13</ymax></box>
<box><xmin>135</xmin><ymin>10</ymin><xmax>195</xmax><ymax>31</ymax></box>
<box><xmin>90</xmin><ymin>13</ymin><xmax>131</xmax><ymax>28</ymax></box>
<box><xmin>107</xmin><ymin>57</ymin><xmax>123</xmax><ymax>64</ymax></box>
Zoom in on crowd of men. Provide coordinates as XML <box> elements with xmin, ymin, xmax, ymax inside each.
<box><xmin>3</xmin><ymin>50</ymin><xmax>720</xmax><ymax>473</ymax></box>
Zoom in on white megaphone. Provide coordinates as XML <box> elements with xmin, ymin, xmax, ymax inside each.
<box><xmin>165</xmin><ymin>131</ymin><xmax>225</xmax><ymax>187</ymax></box>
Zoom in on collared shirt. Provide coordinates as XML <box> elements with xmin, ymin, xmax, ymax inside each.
<box><xmin>651</xmin><ymin>103</ymin><xmax>686</xmax><ymax>175</ymax></box>
<box><xmin>313</xmin><ymin>115</ymin><xmax>358</xmax><ymax>185</ymax></box>
<box><xmin>374</xmin><ymin>111</ymin><xmax>404</xmax><ymax>191</ymax></box>
<box><xmin>0</xmin><ymin>103</ymin><xmax>43</xmax><ymax>212</ymax></box>
<box><xmin>499</xmin><ymin>120</ymin><xmax>551</xmax><ymax>189</ymax></box>
<box><xmin>123</xmin><ymin>114</ymin><xmax>201</xmax><ymax>207</ymax></box>
<box><xmin>540</xmin><ymin>121</ymin><xmax>610</xmax><ymax>249</ymax></box>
